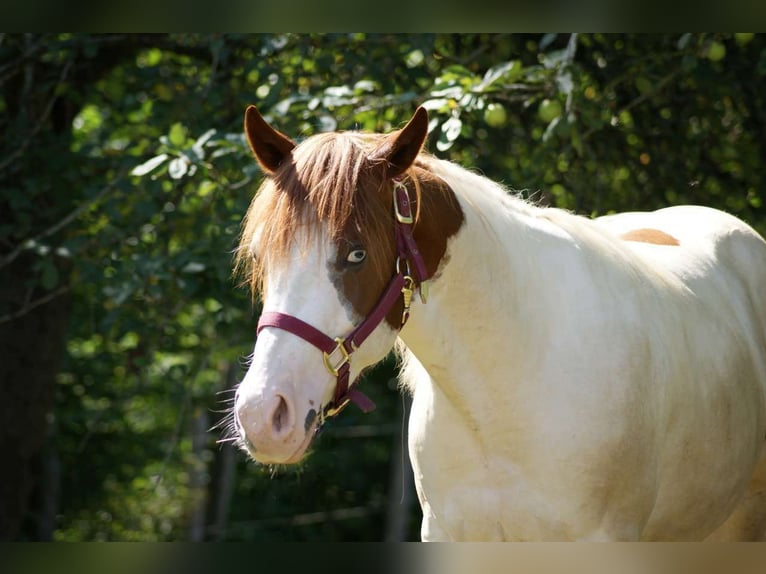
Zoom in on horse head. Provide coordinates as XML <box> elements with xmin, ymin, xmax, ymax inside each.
<box><xmin>233</xmin><ymin>106</ymin><xmax>431</xmax><ymax>464</ymax></box>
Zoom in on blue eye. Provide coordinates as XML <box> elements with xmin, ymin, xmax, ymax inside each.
<box><xmin>346</xmin><ymin>249</ymin><xmax>367</xmax><ymax>264</ymax></box>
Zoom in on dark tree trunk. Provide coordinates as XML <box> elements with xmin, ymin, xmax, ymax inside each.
<box><xmin>0</xmin><ymin>253</ymin><xmax>70</xmax><ymax>540</ymax></box>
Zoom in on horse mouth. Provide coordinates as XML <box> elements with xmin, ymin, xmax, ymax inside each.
<box><xmin>282</xmin><ymin>420</ymin><xmax>317</xmax><ymax>464</ymax></box>
<box><xmin>237</xmin><ymin>415</ymin><xmax>318</xmax><ymax>465</ymax></box>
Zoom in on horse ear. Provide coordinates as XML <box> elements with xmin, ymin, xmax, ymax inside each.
<box><xmin>370</xmin><ymin>107</ymin><xmax>429</xmax><ymax>178</ymax></box>
<box><xmin>244</xmin><ymin>105</ymin><xmax>296</xmax><ymax>174</ymax></box>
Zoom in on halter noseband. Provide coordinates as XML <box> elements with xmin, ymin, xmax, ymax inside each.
<box><xmin>256</xmin><ymin>178</ymin><xmax>429</xmax><ymax>422</ymax></box>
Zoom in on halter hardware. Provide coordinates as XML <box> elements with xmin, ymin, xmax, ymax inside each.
<box><xmin>322</xmin><ymin>337</ymin><xmax>354</xmax><ymax>377</ymax></box>
<box><xmin>256</xmin><ymin>177</ymin><xmax>430</xmax><ymax>422</ymax></box>
<box><xmin>393</xmin><ymin>180</ymin><xmax>415</xmax><ymax>224</ymax></box>
<box><xmin>401</xmin><ymin>276</ymin><xmax>414</xmax><ymax>326</ymax></box>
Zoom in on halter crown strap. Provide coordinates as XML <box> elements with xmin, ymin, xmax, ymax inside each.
<box><xmin>256</xmin><ymin>178</ymin><xmax>429</xmax><ymax>420</ymax></box>
<box><xmin>393</xmin><ymin>180</ymin><xmax>429</xmax><ymax>301</ymax></box>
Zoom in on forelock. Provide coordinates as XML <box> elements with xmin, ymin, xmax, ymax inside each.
<box><xmin>235</xmin><ymin>131</ymin><xmax>398</xmax><ymax>296</ymax></box>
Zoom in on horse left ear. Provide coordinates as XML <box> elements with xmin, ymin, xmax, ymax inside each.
<box><xmin>370</xmin><ymin>107</ymin><xmax>429</xmax><ymax>177</ymax></box>
<box><xmin>244</xmin><ymin>105</ymin><xmax>296</xmax><ymax>174</ymax></box>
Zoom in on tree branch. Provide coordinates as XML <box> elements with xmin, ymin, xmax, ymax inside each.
<box><xmin>0</xmin><ymin>168</ymin><xmax>126</xmax><ymax>271</ymax></box>
<box><xmin>0</xmin><ymin>58</ymin><xmax>72</xmax><ymax>174</ymax></box>
<box><xmin>0</xmin><ymin>285</ymin><xmax>71</xmax><ymax>326</ymax></box>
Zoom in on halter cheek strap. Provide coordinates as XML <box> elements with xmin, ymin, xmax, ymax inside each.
<box><xmin>256</xmin><ymin>178</ymin><xmax>429</xmax><ymax>420</ymax></box>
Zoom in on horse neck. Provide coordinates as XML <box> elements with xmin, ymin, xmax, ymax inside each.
<box><xmin>400</xmin><ymin>159</ymin><xmax>560</xmax><ymax>404</ymax></box>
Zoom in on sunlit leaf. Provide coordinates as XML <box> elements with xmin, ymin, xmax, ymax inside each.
<box><xmin>437</xmin><ymin>116</ymin><xmax>462</xmax><ymax>151</ymax></box>
<box><xmin>677</xmin><ymin>33</ymin><xmax>693</xmax><ymax>50</ymax></box>
<box><xmin>421</xmin><ymin>98</ymin><xmax>450</xmax><ymax>111</ymax></box>
<box><xmin>556</xmin><ymin>71</ymin><xmax>573</xmax><ymax>96</ymax></box>
<box><xmin>405</xmin><ymin>49</ymin><xmax>424</xmax><ymax>68</ymax></box>
<box><xmin>540</xmin><ymin>33</ymin><xmax>558</xmax><ymax>50</ymax></box>
<box><xmin>442</xmin><ymin>116</ymin><xmax>462</xmax><ymax>141</ymax></box>
<box><xmin>430</xmin><ymin>85</ymin><xmax>463</xmax><ymax>99</ymax></box>
<box><xmin>479</xmin><ymin>60</ymin><xmax>521</xmax><ymax>90</ymax></box>
<box><xmin>316</xmin><ymin>115</ymin><xmax>338</xmax><ymax>132</ymax></box>
<box><xmin>168</xmin><ymin>157</ymin><xmax>188</xmax><ymax>179</ymax></box>
<box><xmin>353</xmin><ymin>80</ymin><xmax>376</xmax><ymax>93</ymax></box>
<box><xmin>182</xmin><ymin>262</ymin><xmax>206</xmax><ymax>273</ymax></box>
<box><xmin>192</xmin><ymin>128</ymin><xmax>217</xmax><ymax>159</ymax></box>
<box><xmin>131</xmin><ymin>153</ymin><xmax>169</xmax><ymax>176</ymax></box>
<box><xmin>542</xmin><ymin>116</ymin><xmax>561</xmax><ymax>142</ymax></box>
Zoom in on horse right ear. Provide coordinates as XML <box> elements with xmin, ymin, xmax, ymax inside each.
<box><xmin>244</xmin><ymin>105</ymin><xmax>296</xmax><ymax>174</ymax></box>
<box><xmin>370</xmin><ymin>107</ymin><xmax>429</xmax><ymax>178</ymax></box>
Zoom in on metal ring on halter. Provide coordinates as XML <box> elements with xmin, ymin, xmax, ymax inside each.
<box><xmin>395</xmin><ymin>256</ymin><xmax>411</xmax><ymax>277</ymax></box>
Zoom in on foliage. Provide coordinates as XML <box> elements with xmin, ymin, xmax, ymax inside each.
<box><xmin>1</xmin><ymin>33</ymin><xmax>764</xmax><ymax>541</ymax></box>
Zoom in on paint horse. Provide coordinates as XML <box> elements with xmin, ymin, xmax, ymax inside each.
<box><xmin>233</xmin><ymin>105</ymin><xmax>766</xmax><ymax>540</ymax></box>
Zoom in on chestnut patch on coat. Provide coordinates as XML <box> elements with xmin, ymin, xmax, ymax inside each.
<box><xmin>620</xmin><ymin>228</ymin><xmax>680</xmax><ymax>246</ymax></box>
<box><xmin>337</xmin><ymin>164</ymin><xmax>464</xmax><ymax>330</ymax></box>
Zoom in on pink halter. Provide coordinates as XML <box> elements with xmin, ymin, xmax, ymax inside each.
<box><xmin>256</xmin><ymin>178</ymin><xmax>429</xmax><ymax>420</ymax></box>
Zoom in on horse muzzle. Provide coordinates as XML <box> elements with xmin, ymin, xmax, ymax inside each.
<box><xmin>235</xmin><ymin>389</ymin><xmax>317</xmax><ymax>464</ymax></box>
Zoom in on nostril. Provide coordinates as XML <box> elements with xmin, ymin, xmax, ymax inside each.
<box><xmin>271</xmin><ymin>395</ymin><xmax>292</xmax><ymax>437</ymax></box>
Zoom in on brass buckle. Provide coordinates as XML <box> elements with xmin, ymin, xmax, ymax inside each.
<box><xmin>397</xmin><ymin>257</ymin><xmax>428</xmax><ymax>304</ymax></box>
<box><xmin>393</xmin><ymin>180</ymin><xmax>414</xmax><ymax>224</ymax></box>
<box><xmin>322</xmin><ymin>337</ymin><xmax>353</xmax><ymax>377</ymax></box>
<box><xmin>401</xmin><ymin>276</ymin><xmax>414</xmax><ymax>325</ymax></box>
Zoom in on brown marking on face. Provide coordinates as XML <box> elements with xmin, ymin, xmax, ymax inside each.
<box><xmin>620</xmin><ymin>228</ymin><xmax>680</xmax><ymax>246</ymax></box>
<box><xmin>335</xmin><ymin>164</ymin><xmax>464</xmax><ymax>330</ymax></box>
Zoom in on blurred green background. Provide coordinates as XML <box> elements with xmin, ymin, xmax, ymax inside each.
<box><xmin>1</xmin><ymin>33</ymin><xmax>764</xmax><ymax>541</ymax></box>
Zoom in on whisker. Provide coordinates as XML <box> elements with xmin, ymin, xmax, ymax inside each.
<box><xmin>239</xmin><ymin>353</ymin><xmax>254</xmax><ymax>368</ymax></box>
<box><xmin>209</xmin><ymin>412</ymin><xmax>237</xmax><ymax>432</ymax></box>
<box><xmin>216</xmin><ymin>436</ymin><xmax>241</xmax><ymax>444</ymax></box>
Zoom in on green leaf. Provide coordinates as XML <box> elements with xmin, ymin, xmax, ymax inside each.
<box><xmin>441</xmin><ymin>64</ymin><xmax>473</xmax><ymax>80</ymax></box>
<box><xmin>168</xmin><ymin>123</ymin><xmax>187</xmax><ymax>147</ymax></box>
<box><xmin>197</xmin><ymin>180</ymin><xmax>217</xmax><ymax>197</ymax></box>
<box><xmin>405</xmin><ymin>49</ymin><xmax>424</xmax><ymax>68</ymax></box>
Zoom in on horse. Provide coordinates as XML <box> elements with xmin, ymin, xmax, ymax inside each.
<box><xmin>232</xmin><ymin>105</ymin><xmax>766</xmax><ymax>541</ymax></box>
